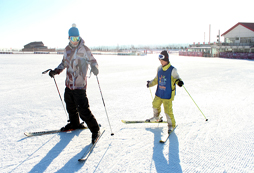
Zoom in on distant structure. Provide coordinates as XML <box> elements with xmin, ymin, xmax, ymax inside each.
<box><xmin>221</xmin><ymin>22</ymin><xmax>254</xmax><ymax>44</ymax></box>
<box><xmin>180</xmin><ymin>22</ymin><xmax>254</xmax><ymax>59</ymax></box>
<box><xmin>22</xmin><ymin>41</ymin><xmax>55</xmax><ymax>52</ymax></box>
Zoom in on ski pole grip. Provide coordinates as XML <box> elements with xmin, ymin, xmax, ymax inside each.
<box><xmin>42</xmin><ymin>69</ymin><xmax>52</xmax><ymax>74</ymax></box>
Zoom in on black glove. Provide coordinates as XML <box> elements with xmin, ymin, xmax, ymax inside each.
<box><xmin>91</xmin><ymin>66</ymin><xmax>99</xmax><ymax>76</ymax></box>
<box><xmin>49</xmin><ymin>70</ymin><xmax>57</xmax><ymax>78</ymax></box>
<box><xmin>177</xmin><ymin>80</ymin><xmax>184</xmax><ymax>87</ymax></box>
<box><xmin>147</xmin><ymin>81</ymin><xmax>150</xmax><ymax>88</ymax></box>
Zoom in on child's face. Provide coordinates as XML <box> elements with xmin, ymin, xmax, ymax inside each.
<box><xmin>159</xmin><ymin>59</ymin><xmax>168</xmax><ymax>66</ymax></box>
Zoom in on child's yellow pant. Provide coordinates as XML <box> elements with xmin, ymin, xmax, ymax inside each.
<box><xmin>152</xmin><ymin>96</ymin><xmax>176</xmax><ymax>128</ymax></box>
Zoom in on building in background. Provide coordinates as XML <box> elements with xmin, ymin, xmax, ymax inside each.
<box><xmin>22</xmin><ymin>41</ymin><xmax>55</xmax><ymax>53</ymax></box>
<box><xmin>219</xmin><ymin>23</ymin><xmax>254</xmax><ymax>59</ymax></box>
<box><xmin>180</xmin><ymin>22</ymin><xmax>254</xmax><ymax>59</ymax></box>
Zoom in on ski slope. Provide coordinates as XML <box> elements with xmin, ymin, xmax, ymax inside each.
<box><xmin>0</xmin><ymin>53</ymin><xmax>253</xmax><ymax>173</ymax></box>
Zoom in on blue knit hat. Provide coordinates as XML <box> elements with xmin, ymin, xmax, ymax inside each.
<box><xmin>68</xmin><ymin>23</ymin><xmax>79</xmax><ymax>37</ymax></box>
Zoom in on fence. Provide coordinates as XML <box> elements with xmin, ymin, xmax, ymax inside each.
<box><xmin>179</xmin><ymin>51</ymin><xmax>203</xmax><ymax>57</ymax></box>
<box><xmin>219</xmin><ymin>52</ymin><xmax>254</xmax><ymax>60</ymax></box>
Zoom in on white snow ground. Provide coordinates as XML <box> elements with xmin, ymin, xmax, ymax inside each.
<box><xmin>0</xmin><ymin>53</ymin><xmax>253</xmax><ymax>173</ymax></box>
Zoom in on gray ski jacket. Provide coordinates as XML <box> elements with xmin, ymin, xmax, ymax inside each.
<box><xmin>54</xmin><ymin>38</ymin><xmax>98</xmax><ymax>90</ymax></box>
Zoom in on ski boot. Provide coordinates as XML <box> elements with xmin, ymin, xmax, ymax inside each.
<box><xmin>76</xmin><ymin>122</ymin><xmax>86</xmax><ymax>129</ymax></box>
<box><xmin>60</xmin><ymin>122</ymin><xmax>86</xmax><ymax>131</ymax></box>
<box><xmin>146</xmin><ymin>116</ymin><xmax>163</xmax><ymax>122</ymax></box>
<box><xmin>168</xmin><ymin>125</ymin><xmax>176</xmax><ymax>134</ymax></box>
<box><xmin>168</xmin><ymin>128</ymin><xmax>173</xmax><ymax>134</ymax></box>
<box><xmin>92</xmin><ymin>130</ymin><xmax>101</xmax><ymax>144</ymax></box>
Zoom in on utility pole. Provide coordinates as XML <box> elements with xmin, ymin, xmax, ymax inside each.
<box><xmin>209</xmin><ymin>24</ymin><xmax>211</xmax><ymax>43</ymax></box>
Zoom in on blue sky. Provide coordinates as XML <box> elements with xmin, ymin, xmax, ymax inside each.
<box><xmin>0</xmin><ymin>0</ymin><xmax>253</xmax><ymax>49</ymax></box>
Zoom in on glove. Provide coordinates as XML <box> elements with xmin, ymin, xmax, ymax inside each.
<box><xmin>177</xmin><ymin>80</ymin><xmax>184</xmax><ymax>87</ymax></box>
<box><xmin>49</xmin><ymin>70</ymin><xmax>57</xmax><ymax>78</ymax></box>
<box><xmin>91</xmin><ymin>66</ymin><xmax>99</xmax><ymax>76</ymax></box>
<box><xmin>147</xmin><ymin>81</ymin><xmax>150</xmax><ymax>88</ymax></box>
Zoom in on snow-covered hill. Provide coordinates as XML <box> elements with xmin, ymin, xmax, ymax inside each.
<box><xmin>1</xmin><ymin>54</ymin><xmax>253</xmax><ymax>173</ymax></box>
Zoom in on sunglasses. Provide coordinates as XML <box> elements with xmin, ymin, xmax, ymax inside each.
<box><xmin>158</xmin><ymin>54</ymin><xmax>165</xmax><ymax>60</ymax></box>
<box><xmin>70</xmin><ymin>36</ymin><xmax>80</xmax><ymax>42</ymax></box>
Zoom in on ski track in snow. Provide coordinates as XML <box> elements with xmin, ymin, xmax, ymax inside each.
<box><xmin>0</xmin><ymin>54</ymin><xmax>254</xmax><ymax>173</ymax></box>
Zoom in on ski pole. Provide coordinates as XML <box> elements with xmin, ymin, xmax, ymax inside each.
<box><xmin>42</xmin><ymin>69</ymin><xmax>69</xmax><ymax>122</ymax></box>
<box><xmin>52</xmin><ymin>76</ymin><xmax>69</xmax><ymax>121</ymax></box>
<box><xmin>149</xmin><ymin>87</ymin><xmax>154</xmax><ymax>100</ymax></box>
<box><xmin>96</xmin><ymin>76</ymin><xmax>114</xmax><ymax>136</ymax></box>
<box><xmin>183</xmin><ymin>86</ymin><xmax>208</xmax><ymax>121</ymax></box>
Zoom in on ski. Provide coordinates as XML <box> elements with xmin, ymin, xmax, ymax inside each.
<box><xmin>78</xmin><ymin>129</ymin><xmax>105</xmax><ymax>162</ymax></box>
<box><xmin>24</xmin><ymin>127</ymin><xmax>87</xmax><ymax>137</ymax></box>
<box><xmin>159</xmin><ymin>125</ymin><xmax>178</xmax><ymax>143</ymax></box>
<box><xmin>121</xmin><ymin>120</ymin><xmax>167</xmax><ymax>124</ymax></box>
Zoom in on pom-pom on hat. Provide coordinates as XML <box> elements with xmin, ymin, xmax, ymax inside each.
<box><xmin>68</xmin><ymin>23</ymin><xmax>79</xmax><ymax>37</ymax></box>
<box><xmin>159</xmin><ymin>50</ymin><xmax>169</xmax><ymax>63</ymax></box>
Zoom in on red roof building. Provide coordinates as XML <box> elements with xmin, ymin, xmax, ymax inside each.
<box><xmin>181</xmin><ymin>22</ymin><xmax>254</xmax><ymax>58</ymax></box>
<box><xmin>221</xmin><ymin>22</ymin><xmax>254</xmax><ymax>44</ymax></box>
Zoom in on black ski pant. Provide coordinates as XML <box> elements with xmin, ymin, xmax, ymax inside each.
<box><xmin>64</xmin><ymin>87</ymin><xmax>99</xmax><ymax>133</ymax></box>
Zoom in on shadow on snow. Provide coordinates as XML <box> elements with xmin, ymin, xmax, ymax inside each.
<box><xmin>146</xmin><ymin>127</ymin><xmax>182</xmax><ymax>173</ymax></box>
<box><xmin>28</xmin><ymin>130</ymin><xmax>88</xmax><ymax>173</ymax></box>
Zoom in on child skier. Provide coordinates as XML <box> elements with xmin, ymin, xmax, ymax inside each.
<box><xmin>146</xmin><ymin>50</ymin><xmax>184</xmax><ymax>133</ymax></box>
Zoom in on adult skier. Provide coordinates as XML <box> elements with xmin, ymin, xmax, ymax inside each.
<box><xmin>48</xmin><ymin>24</ymin><xmax>100</xmax><ymax>144</ymax></box>
<box><xmin>146</xmin><ymin>50</ymin><xmax>184</xmax><ymax>133</ymax></box>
